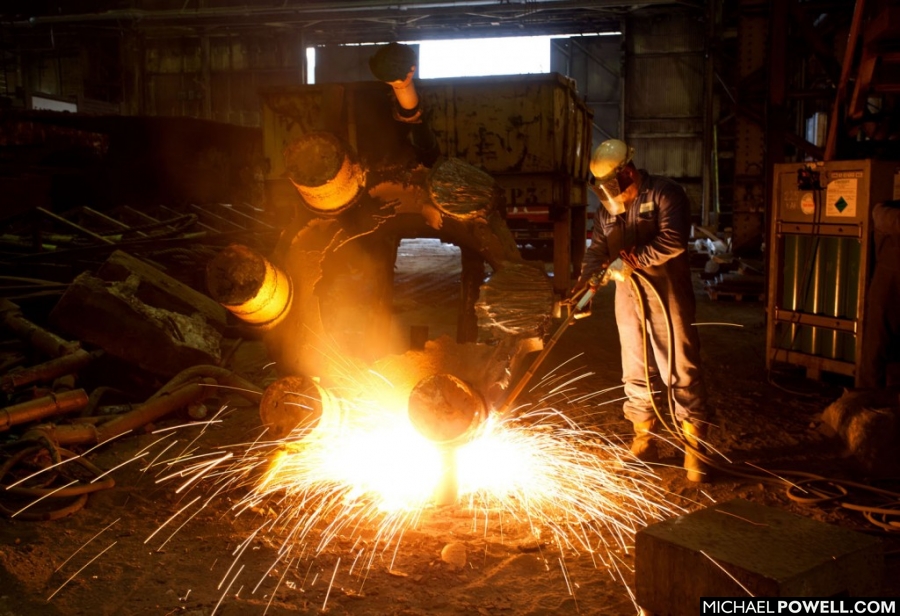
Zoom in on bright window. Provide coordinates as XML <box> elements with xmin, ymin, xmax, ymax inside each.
<box><xmin>305</xmin><ymin>33</ymin><xmax>620</xmax><ymax>84</ymax></box>
<box><xmin>416</xmin><ymin>36</ymin><xmax>551</xmax><ymax>79</ymax></box>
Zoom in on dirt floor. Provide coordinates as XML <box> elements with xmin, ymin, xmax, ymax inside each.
<box><xmin>1</xmin><ymin>238</ymin><xmax>898</xmax><ymax>616</ymax></box>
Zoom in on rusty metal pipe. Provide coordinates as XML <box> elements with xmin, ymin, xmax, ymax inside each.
<box><xmin>36</xmin><ymin>207</ymin><xmax>117</xmax><ymax>245</ymax></box>
<box><xmin>0</xmin><ymin>349</ymin><xmax>102</xmax><ymax>394</ymax></box>
<box><xmin>24</xmin><ymin>366</ymin><xmax>263</xmax><ymax>447</ymax></box>
<box><xmin>24</xmin><ymin>380</ymin><xmax>214</xmax><ymax>446</ymax></box>
<box><xmin>0</xmin><ymin>300</ymin><xmax>81</xmax><ymax>358</ymax></box>
<box><xmin>0</xmin><ymin>389</ymin><xmax>89</xmax><ymax>431</ymax></box>
<box><xmin>95</xmin><ymin>379</ymin><xmax>217</xmax><ymax>443</ymax></box>
<box><xmin>146</xmin><ymin>364</ymin><xmax>264</xmax><ymax>403</ymax></box>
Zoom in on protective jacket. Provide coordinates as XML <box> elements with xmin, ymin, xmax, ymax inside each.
<box><xmin>580</xmin><ymin>171</ymin><xmax>706</xmax><ymax>424</ymax></box>
<box><xmin>858</xmin><ymin>200</ymin><xmax>900</xmax><ymax>389</ymax></box>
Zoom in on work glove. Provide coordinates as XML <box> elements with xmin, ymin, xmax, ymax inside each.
<box><xmin>568</xmin><ymin>278</ymin><xmax>589</xmax><ymax>302</ymax></box>
<box><xmin>620</xmin><ymin>250</ymin><xmax>641</xmax><ymax>271</ymax></box>
<box><xmin>604</xmin><ymin>256</ymin><xmax>633</xmax><ymax>283</ymax></box>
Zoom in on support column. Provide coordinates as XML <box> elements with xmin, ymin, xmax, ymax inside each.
<box><xmin>732</xmin><ymin>0</ymin><xmax>769</xmax><ymax>255</ymax></box>
<box><xmin>201</xmin><ymin>32</ymin><xmax>212</xmax><ymax>120</ymax></box>
<box><xmin>457</xmin><ymin>248</ymin><xmax>483</xmax><ymax>344</ymax></box>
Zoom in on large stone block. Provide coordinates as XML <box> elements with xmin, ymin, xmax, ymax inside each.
<box><xmin>635</xmin><ymin>499</ymin><xmax>883</xmax><ymax>616</ymax></box>
<box><xmin>50</xmin><ymin>271</ymin><xmax>222</xmax><ymax>378</ymax></box>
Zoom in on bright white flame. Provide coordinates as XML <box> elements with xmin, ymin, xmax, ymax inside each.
<box><xmin>263</xmin><ymin>413</ymin><xmax>442</xmax><ymax>512</ymax></box>
<box><xmin>458</xmin><ymin>416</ymin><xmax>543</xmax><ymax>495</ymax></box>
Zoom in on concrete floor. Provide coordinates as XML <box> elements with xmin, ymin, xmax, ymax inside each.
<box><xmin>392</xmin><ymin>237</ymin><xmax>900</xmax><ymax>599</ymax></box>
<box><xmin>0</xmin><ymin>238</ymin><xmax>895</xmax><ymax>616</ymax></box>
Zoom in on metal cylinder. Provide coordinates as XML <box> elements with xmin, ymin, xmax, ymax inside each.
<box><xmin>407</xmin><ymin>373</ymin><xmax>486</xmax><ymax>508</ymax></box>
<box><xmin>0</xmin><ymin>389</ymin><xmax>89</xmax><ymax>431</ymax></box>
<box><xmin>283</xmin><ymin>132</ymin><xmax>364</xmax><ymax>215</ymax></box>
<box><xmin>389</xmin><ymin>74</ymin><xmax>419</xmax><ymax>114</ymax></box>
<box><xmin>206</xmin><ymin>244</ymin><xmax>292</xmax><ymax>330</ymax></box>
<box><xmin>369</xmin><ymin>42</ymin><xmax>421</xmax><ymax>121</ymax></box>
<box><xmin>259</xmin><ymin>375</ymin><xmax>333</xmax><ymax>440</ymax></box>
<box><xmin>407</xmin><ymin>373</ymin><xmax>486</xmax><ymax>445</ymax></box>
<box><xmin>427</xmin><ymin>157</ymin><xmax>499</xmax><ymax>219</ymax></box>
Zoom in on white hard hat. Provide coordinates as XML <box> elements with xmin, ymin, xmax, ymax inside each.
<box><xmin>590</xmin><ymin>139</ymin><xmax>634</xmax><ymax>181</ymax></box>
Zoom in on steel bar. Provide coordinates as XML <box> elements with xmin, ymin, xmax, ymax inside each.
<box><xmin>36</xmin><ymin>207</ymin><xmax>116</xmax><ymax>246</ymax></box>
<box><xmin>0</xmin><ymin>349</ymin><xmax>101</xmax><ymax>394</ymax></box>
<box><xmin>0</xmin><ymin>389</ymin><xmax>89</xmax><ymax>431</ymax></box>
<box><xmin>23</xmin><ymin>366</ymin><xmax>263</xmax><ymax>446</ymax></box>
<box><xmin>0</xmin><ymin>300</ymin><xmax>81</xmax><ymax>359</ymax></box>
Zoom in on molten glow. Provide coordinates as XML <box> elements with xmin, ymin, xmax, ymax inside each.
<box><xmin>258</xmin><ymin>405</ymin><xmax>442</xmax><ymax>512</ymax></box>
<box><xmin>458</xmin><ymin>416</ymin><xmax>547</xmax><ymax>495</ymax></box>
<box><xmin>226</xmin><ymin>258</ymin><xmax>292</xmax><ymax>327</ymax></box>
<box><xmin>289</xmin><ymin>155</ymin><xmax>363</xmax><ymax>213</ymax></box>
<box><xmin>150</xmin><ymin>364</ymin><xmax>679</xmax><ymax>609</ymax></box>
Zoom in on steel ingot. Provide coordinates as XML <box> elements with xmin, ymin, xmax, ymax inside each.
<box><xmin>206</xmin><ymin>244</ymin><xmax>292</xmax><ymax>330</ymax></box>
<box><xmin>283</xmin><ymin>132</ymin><xmax>364</xmax><ymax>215</ymax></box>
<box><xmin>259</xmin><ymin>375</ymin><xmax>331</xmax><ymax>440</ymax></box>
<box><xmin>408</xmin><ymin>373</ymin><xmax>486</xmax><ymax>444</ymax></box>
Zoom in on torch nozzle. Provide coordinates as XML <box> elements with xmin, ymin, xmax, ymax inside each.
<box><xmin>563</xmin><ymin>268</ymin><xmax>605</xmax><ymax>319</ymax></box>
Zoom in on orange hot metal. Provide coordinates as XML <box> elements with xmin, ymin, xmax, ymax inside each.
<box><xmin>206</xmin><ymin>244</ymin><xmax>292</xmax><ymax>330</ymax></box>
<box><xmin>0</xmin><ymin>389</ymin><xmax>89</xmax><ymax>431</ymax></box>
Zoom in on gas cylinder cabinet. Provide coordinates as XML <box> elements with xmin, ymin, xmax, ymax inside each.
<box><xmin>766</xmin><ymin>159</ymin><xmax>899</xmax><ymax>386</ymax></box>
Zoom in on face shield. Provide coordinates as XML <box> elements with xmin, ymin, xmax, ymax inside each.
<box><xmin>596</xmin><ymin>166</ymin><xmax>635</xmax><ymax>216</ymax></box>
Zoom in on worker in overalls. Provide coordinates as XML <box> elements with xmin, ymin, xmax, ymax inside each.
<box><xmin>573</xmin><ymin>138</ymin><xmax>710</xmax><ymax>482</ymax></box>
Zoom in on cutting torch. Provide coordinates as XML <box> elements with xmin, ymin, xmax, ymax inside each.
<box><xmin>496</xmin><ymin>268</ymin><xmax>608</xmax><ymax>417</ymax></box>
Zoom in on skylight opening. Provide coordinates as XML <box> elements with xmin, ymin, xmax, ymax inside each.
<box><xmin>416</xmin><ymin>36</ymin><xmax>551</xmax><ymax>79</ymax></box>
<box><xmin>305</xmin><ymin>32</ymin><xmax>621</xmax><ymax>84</ymax></box>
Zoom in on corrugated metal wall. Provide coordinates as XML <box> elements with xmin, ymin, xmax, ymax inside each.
<box><xmin>626</xmin><ymin>12</ymin><xmax>705</xmax><ymax>214</ymax></box>
<box><xmin>143</xmin><ymin>32</ymin><xmax>304</xmax><ymax>125</ymax></box>
<box><xmin>551</xmin><ymin>34</ymin><xmax>622</xmax><ymax>143</ymax></box>
<box><xmin>550</xmin><ymin>34</ymin><xmax>622</xmax><ymax>217</ymax></box>
<box><xmin>23</xmin><ymin>53</ymin><xmax>82</xmax><ymax>100</ymax></box>
<box><xmin>315</xmin><ymin>44</ymin><xmax>387</xmax><ymax>83</ymax></box>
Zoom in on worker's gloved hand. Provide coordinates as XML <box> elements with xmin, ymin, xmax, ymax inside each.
<box><xmin>620</xmin><ymin>250</ymin><xmax>641</xmax><ymax>271</ymax></box>
<box><xmin>567</xmin><ymin>272</ymin><xmax>599</xmax><ymax>304</ymax></box>
<box><xmin>568</xmin><ymin>278</ymin><xmax>590</xmax><ymax>302</ymax></box>
<box><xmin>605</xmin><ymin>257</ymin><xmax>633</xmax><ymax>283</ymax></box>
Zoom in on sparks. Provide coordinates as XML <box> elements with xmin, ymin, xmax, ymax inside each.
<box><xmin>137</xmin><ymin>358</ymin><xmax>682</xmax><ymax>613</ymax></box>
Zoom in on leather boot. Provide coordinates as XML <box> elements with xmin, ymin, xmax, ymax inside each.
<box><xmin>630</xmin><ymin>418</ymin><xmax>659</xmax><ymax>463</ymax></box>
<box><xmin>682</xmin><ymin>420</ymin><xmax>710</xmax><ymax>483</ymax></box>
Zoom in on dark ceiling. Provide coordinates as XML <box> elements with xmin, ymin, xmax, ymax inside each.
<box><xmin>2</xmin><ymin>0</ymin><xmax>703</xmax><ymax>44</ymax></box>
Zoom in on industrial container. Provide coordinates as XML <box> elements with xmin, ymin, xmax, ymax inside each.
<box><xmin>766</xmin><ymin>159</ymin><xmax>899</xmax><ymax>385</ymax></box>
<box><xmin>422</xmin><ymin>73</ymin><xmax>593</xmax><ymax>283</ymax></box>
<box><xmin>419</xmin><ymin>72</ymin><xmax>592</xmax><ymax>216</ymax></box>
